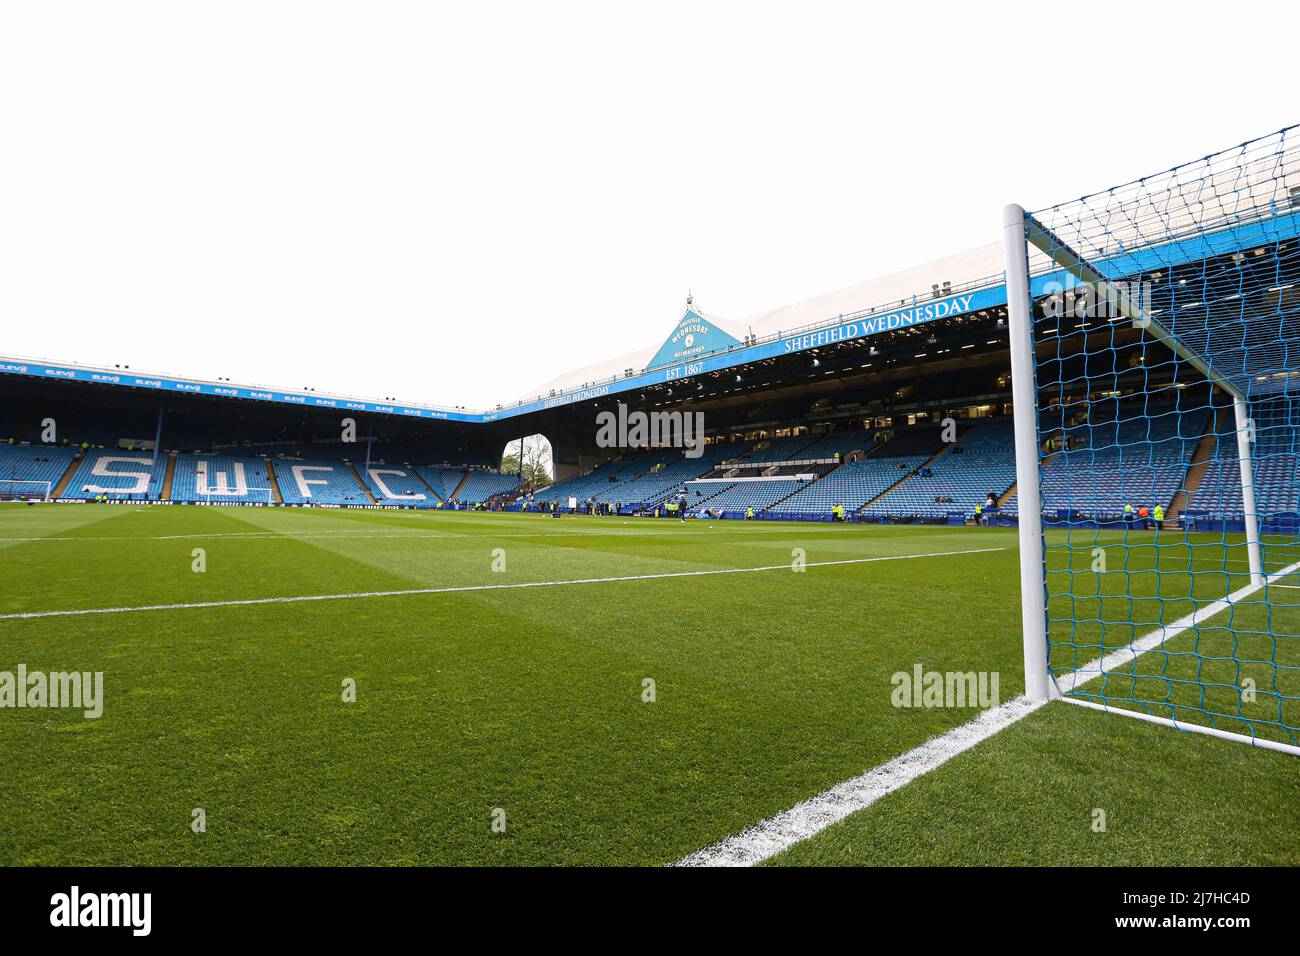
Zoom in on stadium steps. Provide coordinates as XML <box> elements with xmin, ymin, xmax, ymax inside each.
<box><xmin>49</xmin><ymin>451</ymin><xmax>83</xmax><ymax>499</ymax></box>
<box><xmin>265</xmin><ymin>463</ymin><xmax>284</xmax><ymax>504</ymax></box>
<box><xmin>792</xmin><ymin>435</ymin><xmax>825</xmax><ymax>458</ymax></box>
<box><xmin>860</xmin><ymin>438</ymin><xmax>894</xmax><ymax>460</ymax></box>
<box><xmin>448</xmin><ymin>470</ymin><xmax>470</xmax><ymax>502</ymax></box>
<box><xmin>856</xmin><ymin>438</ymin><xmax>955</xmax><ymax>512</ymax></box>
<box><xmin>997</xmin><ymin>430</ymin><xmax>1063</xmax><ymax>509</ymax></box>
<box><xmin>412</xmin><ymin>469</ymin><xmax>445</xmax><ymax>503</ymax></box>
<box><xmin>765</xmin><ymin>428</ymin><xmax>944</xmax><ymax>515</ymax></box>
<box><xmin>161</xmin><ymin>452</ymin><xmax>177</xmax><ymax>501</ymax></box>
<box><xmin>1167</xmin><ymin>408</ymin><xmax>1224</xmax><ymax>526</ymax></box>
<box><xmin>686</xmin><ymin>482</ymin><xmax>738</xmax><ymax>511</ymax></box>
<box><xmin>996</xmin><ymin>481</ymin><xmax>1018</xmax><ymax>508</ymax></box>
<box><xmin>349</xmin><ymin>462</ymin><xmax>378</xmax><ymax>504</ymax></box>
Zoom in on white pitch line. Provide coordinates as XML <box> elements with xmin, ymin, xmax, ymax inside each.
<box><xmin>0</xmin><ymin>530</ymin><xmax>463</xmax><ymax>543</ymax></box>
<box><xmin>1053</xmin><ymin>558</ymin><xmax>1300</xmax><ymax>695</ymax></box>
<box><xmin>674</xmin><ymin>557</ymin><xmax>1300</xmax><ymax>867</ymax></box>
<box><xmin>0</xmin><ymin>525</ymin><xmax>866</xmax><ymax>544</ymax></box>
<box><xmin>0</xmin><ymin>547</ymin><xmax>1005</xmax><ymax>621</ymax></box>
<box><xmin>672</xmin><ymin>695</ymin><xmax>1048</xmax><ymax>867</ymax></box>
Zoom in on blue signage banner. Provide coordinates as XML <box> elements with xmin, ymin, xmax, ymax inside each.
<box><xmin>5</xmin><ymin>209</ymin><xmax>1297</xmax><ymax>426</ymax></box>
<box><xmin>0</xmin><ymin>359</ymin><xmax>479</xmax><ymax>423</ymax></box>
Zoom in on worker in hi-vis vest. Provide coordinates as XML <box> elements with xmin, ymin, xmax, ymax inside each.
<box><xmin>974</xmin><ymin>502</ymin><xmax>983</xmax><ymax>524</ymax></box>
<box><xmin>1153</xmin><ymin>503</ymin><xmax>1165</xmax><ymax>526</ymax></box>
<box><xmin>745</xmin><ymin>506</ymin><xmax>754</xmax><ymax>520</ymax></box>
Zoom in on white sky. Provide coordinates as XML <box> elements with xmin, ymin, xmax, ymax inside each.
<box><xmin>1</xmin><ymin>1</ymin><xmax>1293</xmax><ymax>410</ymax></box>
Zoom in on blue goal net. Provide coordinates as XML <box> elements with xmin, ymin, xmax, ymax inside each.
<box><xmin>1005</xmin><ymin>126</ymin><xmax>1300</xmax><ymax>753</ymax></box>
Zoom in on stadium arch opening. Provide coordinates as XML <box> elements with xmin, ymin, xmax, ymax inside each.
<box><xmin>500</xmin><ymin>434</ymin><xmax>553</xmax><ymax>490</ymax></box>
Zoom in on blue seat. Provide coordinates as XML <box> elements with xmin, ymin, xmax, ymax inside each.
<box><xmin>62</xmin><ymin>449</ymin><xmax>167</xmax><ymax>501</ymax></box>
<box><xmin>272</xmin><ymin>459</ymin><xmax>369</xmax><ymax>505</ymax></box>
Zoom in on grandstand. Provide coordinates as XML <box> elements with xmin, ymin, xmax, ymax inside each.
<box><xmin>999</xmin><ymin>396</ymin><xmax>1210</xmax><ymax>521</ymax></box>
<box><xmin>538</xmin><ymin>449</ymin><xmax>679</xmax><ymax>508</ymax></box>
<box><xmin>415</xmin><ymin>466</ymin><xmax>466</xmax><ymax>502</ymax></box>
<box><xmin>0</xmin><ymin>364</ymin><xmax>1288</xmax><ymax>529</ymax></box>
<box><xmin>358</xmin><ymin>465</ymin><xmax>439</xmax><ymax>508</ymax></box>
<box><xmin>686</xmin><ymin>478</ymin><xmax>808</xmax><ymax>515</ymax></box>
<box><xmin>766</xmin><ymin>425</ymin><xmax>945</xmax><ymax>515</ymax></box>
<box><xmin>61</xmin><ymin>449</ymin><xmax>168</xmax><ymax>501</ymax></box>
<box><xmin>746</xmin><ymin>433</ymin><xmax>819</xmax><ymax>461</ymax></box>
<box><xmin>794</xmin><ymin>430</ymin><xmax>877</xmax><ymax>461</ymax></box>
<box><xmin>171</xmin><ymin>454</ymin><xmax>275</xmax><ymax>504</ymax></box>
<box><xmin>535</xmin><ymin>440</ymin><xmax>770</xmax><ymax>512</ymax></box>
<box><xmin>456</xmin><ymin>470</ymin><xmax>522</xmax><ymax>504</ymax></box>
<box><xmin>0</xmin><ymin>444</ymin><xmax>78</xmax><ymax>499</ymax></box>
<box><xmin>0</xmin><ymin>394</ymin><xmax>1234</xmax><ymax>524</ymax></box>
<box><xmin>271</xmin><ymin>459</ymin><xmax>371</xmax><ymax>506</ymax></box>
<box><xmin>770</xmin><ymin>459</ymin><xmax>911</xmax><ymax>515</ymax></box>
<box><xmin>862</xmin><ymin>420</ymin><xmax>1016</xmax><ymax>520</ymax></box>
<box><xmin>1188</xmin><ymin>397</ymin><xmax>1300</xmax><ymax>522</ymax></box>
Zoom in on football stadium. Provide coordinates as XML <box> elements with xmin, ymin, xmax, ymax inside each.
<box><xmin>2</xmin><ymin>124</ymin><xmax>1299</xmax><ymax>879</ymax></box>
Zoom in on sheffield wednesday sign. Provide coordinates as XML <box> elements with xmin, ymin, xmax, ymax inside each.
<box><xmin>647</xmin><ymin>310</ymin><xmax>742</xmax><ymax>369</ymax></box>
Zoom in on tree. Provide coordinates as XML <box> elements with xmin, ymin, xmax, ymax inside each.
<box><xmin>501</xmin><ymin>434</ymin><xmax>552</xmax><ymax>487</ymax></box>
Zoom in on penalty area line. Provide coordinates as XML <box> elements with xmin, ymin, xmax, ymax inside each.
<box><xmin>0</xmin><ymin>546</ymin><xmax>1005</xmax><ymax>620</ymax></box>
<box><xmin>675</xmin><ymin>556</ymin><xmax>1300</xmax><ymax>867</ymax></box>
<box><xmin>672</xmin><ymin>694</ymin><xmax>1048</xmax><ymax>867</ymax></box>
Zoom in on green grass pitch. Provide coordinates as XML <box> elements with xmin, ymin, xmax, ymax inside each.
<box><xmin>0</xmin><ymin>503</ymin><xmax>1297</xmax><ymax>865</ymax></box>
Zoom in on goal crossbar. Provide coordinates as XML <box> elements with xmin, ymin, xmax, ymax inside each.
<box><xmin>1022</xmin><ymin>214</ymin><xmax>1244</xmax><ymax>402</ymax></box>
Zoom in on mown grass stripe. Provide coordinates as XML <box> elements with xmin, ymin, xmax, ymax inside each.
<box><xmin>0</xmin><ymin>547</ymin><xmax>1005</xmax><ymax>620</ymax></box>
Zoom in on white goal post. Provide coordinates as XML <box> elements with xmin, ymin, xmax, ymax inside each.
<box><xmin>1002</xmin><ymin>203</ymin><xmax>1051</xmax><ymax>703</ymax></box>
<box><xmin>0</xmin><ymin>479</ymin><xmax>53</xmax><ymax>501</ymax></box>
<box><xmin>1001</xmin><ymin>125</ymin><xmax>1300</xmax><ymax>755</ymax></box>
<box><xmin>199</xmin><ymin>486</ymin><xmax>276</xmax><ymax>505</ymax></box>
